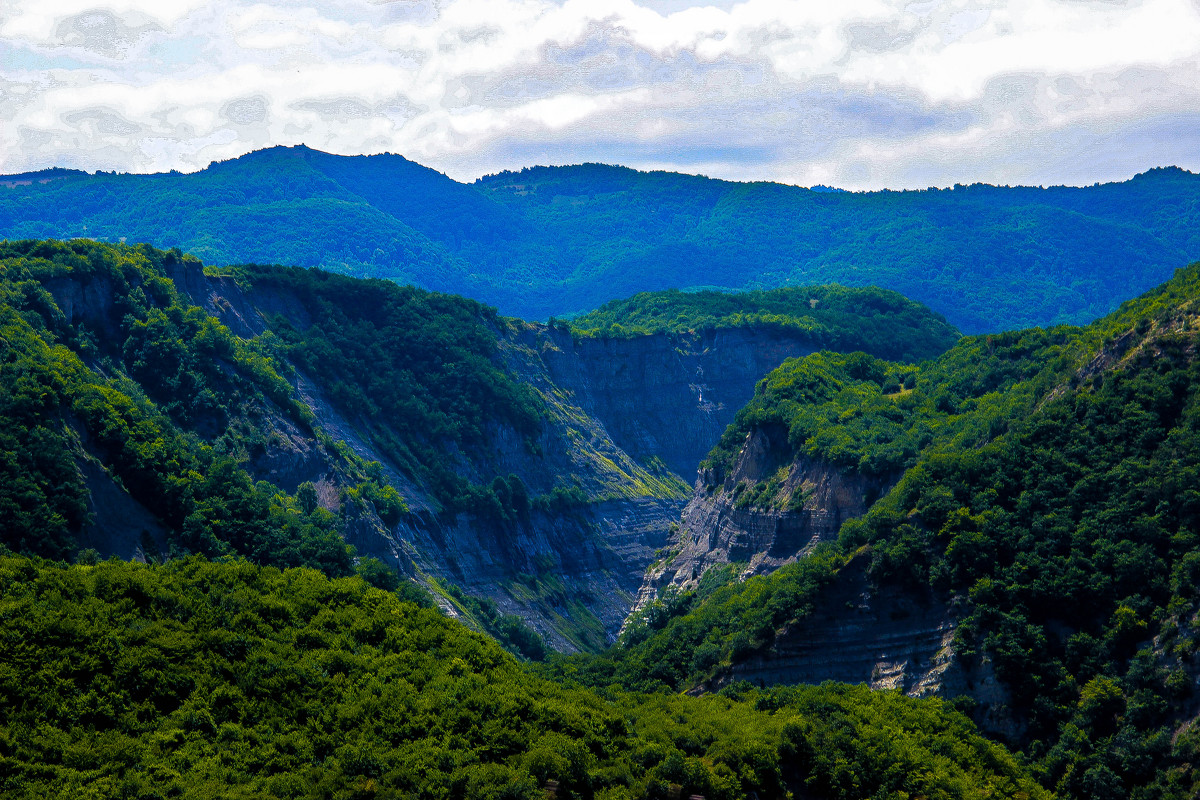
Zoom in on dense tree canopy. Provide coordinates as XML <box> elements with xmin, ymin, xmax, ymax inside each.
<box><xmin>0</xmin><ymin>552</ymin><xmax>1050</xmax><ymax>800</ymax></box>
<box><xmin>7</xmin><ymin>235</ymin><xmax>1200</xmax><ymax>797</ymax></box>
<box><xmin>0</xmin><ymin>239</ymin><xmax>352</xmax><ymax>572</ymax></box>
<box><xmin>227</xmin><ymin>263</ymin><xmax>542</xmax><ymax>513</ymax></box>
<box><xmin>567</xmin><ymin>285</ymin><xmax>959</xmax><ymax>363</ymax></box>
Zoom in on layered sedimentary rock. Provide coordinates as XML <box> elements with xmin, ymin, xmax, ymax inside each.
<box><xmin>705</xmin><ymin>559</ymin><xmax>957</xmax><ymax>697</ymax></box>
<box><xmin>539</xmin><ymin>329</ymin><xmax>817</xmax><ymax>479</ymax></box>
<box><xmin>632</xmin><ymin>423</ymin><xmax>892</xmax><ymax>618</ymax></box>
<box><xmin>698</xmin><ymin>556</ymin><xmax>1020</xmax><ymax>737</ymax></box>
<box><xmin>639</xmin><ymin>412</ymin><xmax>1019</xmax><ymax>736</ymax></box>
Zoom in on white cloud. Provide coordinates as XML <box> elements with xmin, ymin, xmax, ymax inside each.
<box><xmin>1</xmin><ymin>0</ymin><xmax>1198</xmax><ymax>187</ymax></box>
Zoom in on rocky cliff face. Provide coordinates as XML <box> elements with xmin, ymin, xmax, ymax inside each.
<box><xmin>43</xmin><ymin>257</ymin><xmax>945</xmax><ymax>656</ymax></box>
<box><xmin>540</xmin><ymin>329</ymin><xmax>818</xmax><ymax>479</ymax></box>
<box><xmin>632</xmin><ymin>423</ymin><xmax>892</xmax><ymax>618</ymax></box>
<box><xmin>697</xmin><ymin>556</ymin><xmax>1020</xmax><ymax>738</ymax></box>
<box><xmin>706</xmin><ymin>559</ymin><xmax>957</xmax><ymax>696</ymax></box>
<box><xmin>640</xmin><ymin>414</ymin><xmax>1021</xmax><ymax>736</ymax></box>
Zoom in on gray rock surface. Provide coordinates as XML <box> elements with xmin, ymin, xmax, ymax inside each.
<box><xmin>631</xmin><ymin>424</ymin><xmax>892</xmax><ymax>623</ymax></box>
<box><xmin>540</xmin><ymin>328</ymin><xmax>817</xmax><ymax>479</ymax></box>
<box><xmin>637</xmin><ymin>414</ymin><xmax>1024</xmax><ymax>737</ymax></box>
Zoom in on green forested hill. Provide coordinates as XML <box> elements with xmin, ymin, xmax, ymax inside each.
<box><xmin>570</xmin><ymin>262</ymin><xmax>1200</xmax><ymax>799</ymax></box>
<box><xmin>0</xmin><ymin>239</ymin><xmax>356</xmax><ymax>571</ymax></box>
<box><xmin>0</xmin><ymin>238</ymin><xmax>552</xmax><ymax>558</ymax></box>
<box><xmin>567</xmin><ymin>285</ymin><xmax>959</xmax><ymax>363</ymax></box>
<box><xmin>477</xmin><ymin>163</ymin><xmax>1200</xmax><ymax>332</ymax></box>
<box><xmin>225</xmin><ymin>262</ymin><xmax>544</xmax><ymax>514</ymax></box>
<box><xmin>8</xmin><ymin>235</ymin><xmax>1198</xmax><ymax>796</ymax></box>
<box><xmin>0</xmin><ymin>552</ymin><xmax>1051</xmax><ymax>799</ymax></box>
<box><xmin>2</xmin><ymin>147</ymin><xmax>1198</xmax><ymax>332</ymax></box>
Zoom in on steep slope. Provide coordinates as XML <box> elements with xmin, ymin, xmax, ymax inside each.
<box><xmin>0</xmin><ymin>238</ymin><xmax>954</xmax><ymax>653</ymax></box>
<box><xmin>557</xmin><ymin>287</ymin><xmax>955</xmax><ymax>478</ymax></box>
<box><xmin>598</xmin><ymin>262</ymin><xmax>1200</xmax><ymax>800</ymax></box>
<box><xmin>188</xmin><ymin>270</ymin><xmax>958</xmax><ymax>650</ymax></box>
<box><xmin>0</xmin><ymin>241</ymin><xmax>358</xmax><ymax>576</ymax></box>
<box><xmin>630</xmin><ymin>350</ymin><xmax>931</xmax><ymax>620</ymax></box>
<box><xmin>3</xmin><ymin>147</ymin><xmax>1200</xmax><ymax>331</ymax></box>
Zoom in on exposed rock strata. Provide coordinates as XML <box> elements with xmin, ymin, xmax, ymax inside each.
<box><xmin>706</xmin><ymin>559</ymin><xmax>957</xmax><ymax>697</ymax></box>
<box><xmin>633</xmin><ymin>425</ymin><xmax>892</xmax><ymax>621</ymax></box>
<box><xmin>539</xmin><ymin>329</ymin><xmax>818</xmax><ymax>479</ymax></box>
<box><xmin>646</xmin><ymin>417</ymin><xmax>1022</xmax><ymax>738</ymax></box>
<box><xmin>700</xmin><ymin>557</ymin><xmax>1020</xmax><ymax>738</ymax></box>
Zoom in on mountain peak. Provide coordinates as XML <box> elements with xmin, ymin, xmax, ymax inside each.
<box><xmin>1131</xmin><ymin>165</ymin><xmax>1195</xmax><ymax>181</ymax></box>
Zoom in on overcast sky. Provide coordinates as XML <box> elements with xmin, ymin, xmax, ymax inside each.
<box><xmin>2</xmin><ymin>0</ymin><xmax>1199</xmax><ymax>189</ymax></box>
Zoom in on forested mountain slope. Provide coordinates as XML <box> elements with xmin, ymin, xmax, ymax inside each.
<box><xmin>568</xmin><ymin>285</ymin><xmax>957</xmax><ymax>364</ymax></box>
<box><xmin>571</xmin><ymin>261</ymin><xmax>1200</xmax><ymax>800</ymax></box>
<box><xmin>0</xmin><ymin>552</ymin><xmax>1050</xmax><ymax>800</ymax></box>
<box><xmin>2</xmin><ymin>146</ymin><xmax>1198</xmax><ymax>332</ymax></box>
<box><xmin>0</xmin><ymin>238</ymin><xmax>953</xmax><ymax>652</ymax></box>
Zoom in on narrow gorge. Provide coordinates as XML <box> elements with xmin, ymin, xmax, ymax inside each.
<box><xmin>42</xmin><ymin>246</ymin><xmax>870</xmax><ymax>651</ymax></box>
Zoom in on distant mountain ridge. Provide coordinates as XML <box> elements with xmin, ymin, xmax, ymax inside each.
<box><xmin>2</xmin><ymin>146</ymin><xmax>1198</xmax><ymax>333</ymax></box>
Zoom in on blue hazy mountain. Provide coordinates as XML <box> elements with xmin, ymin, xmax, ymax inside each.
<box><xmin>2</xmin><ymin>145</ymin><xmax>1197</xmax><ymax>333</ymax></box>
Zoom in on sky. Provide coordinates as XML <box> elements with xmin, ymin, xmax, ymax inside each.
<box><xmin>2</xmin><ymin>0</ymin><xmax>1199</xmax><ymax>190</ymax></box>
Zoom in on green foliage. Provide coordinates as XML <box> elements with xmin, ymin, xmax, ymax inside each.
<box><xmin>354</xmin><ymin>558</ymin><xmax>434</xmax><ymax>607</ymax></box>
<box><xmin>344</xmin><ymin>477</ymin><xmax>409</xmax><ymax>527</ymax></box>
<box><xmin>705</xmin><ymin>351</ymin><xmax>929</xmax><ymax>479</ymax></box>
<box><xmin>543</xmin><ymin>546</ymin><xmax>846</xmax><ymax>693</ymax></box>
<box><xmin>231</xmin><ymin>263</ymin><xmax>541</xmax><ymax>514</ymax></box>
<box><xmin>532</xmin><ymin>484</ymin><xmax>590</xmax><ymax>514</ymax></box>
<box><xmin>569</xmin><ymin>285</ymin><xmax>959</xmax><ymax>362</ymax></box>
<box><xmin>749</xmin><ymin>682</ymin><xmax>1050</xmax><ymax>800</ymax></box>
<box><xmin>732</xmin><ymin>467</ymin><xmax>789</xmax><ymax>510</ymax></box>
<box><xmin>705</xmin><ymin>326</ymin><xmax>1086</xmax><ymax>481</ymax></box>
<box><xmin>436</xmin><ymin>579</ymin><xmax>549</xmax><ymax>662</ymax></box>
<box><xmin>0</xmin><ymin>553</ymin><xmax>1049</xmax><ymax>799</ymax></box>
<box><xmin>840</xmin><ymin>310</ymin><xmax>1200</xmax><ymax>798</ymax></box>
<box><xmin>0</xmin><ymin>308</ymin><xmax>91</xmax><ymax>559</ymax></box>
<box><xmin>0</xmin><ymin>239</ymin><xmax>355</xmax><ymax>572</ymax></box>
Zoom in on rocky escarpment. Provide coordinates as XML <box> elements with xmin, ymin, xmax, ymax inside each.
<box><xmin>699</xmin><ymin>557</ymin><xmax>1020</xmax><ymax>738</ymax></box>
<box><xmin>633</xmin><ymin>424</ymin><xmax>892</xmax><ymax>619</ymax></box>
<box><xmin>540</xmin><ymin>328</ymin><xmax>820</xmax><ymax>479</ymax></box>
<box><xmin>632</xmin><ymin>402</ymin><xmax>1023</xmax><ymax>736</ymax></box>
<box><xmin>39</xmin><ymin>255</ymin><xmax>945</xmax><ymax>654</ymax></box>
<box><xmin>707</xmin><ymin>559</ymin><xmax>957</xmax><ymax>696</ymax></box>
<box><xmin>636</xmin><ymin>420</ymin><xmax>1020</xmax><ymax>733</ymax></box>
<box><xmin>167</xmin><ymin>267</ymin><xmax>677</xmax><ymax>650</ymax></box>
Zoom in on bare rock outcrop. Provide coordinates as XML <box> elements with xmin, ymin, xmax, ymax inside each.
<box><xmin>700</xmin><ymin>556</ymin><xmax>1021</xmax><ymax>738</ymax></box>
<box><xmin>707</xmin><ymin>559</ymin><xmax>958</xmax><ymax>697</ymax></box>
<box><xmin>540</xmin><ymin>328</ymin><xmax>818</xmax><ymax>480</ymax></box>
<box><xmin>632</xmin><ymin>425</ymin><xmax>892</xmax><ymax>621</ymax></box>
<box><xmin>632</xmin><ymin>414</ymin><xmax>1025</xmax><ymax>738</ymax></box>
